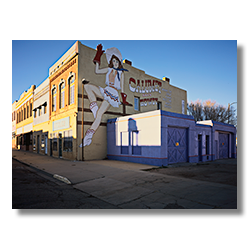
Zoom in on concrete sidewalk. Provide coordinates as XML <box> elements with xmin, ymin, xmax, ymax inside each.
<box><xmin>12</xmin><ymin>149</ymin><xmax>237</xmax><ymax>209</ymax></box>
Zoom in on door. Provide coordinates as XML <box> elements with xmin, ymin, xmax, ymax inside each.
<box><xmin>37</xmin><ymin>135</ymin><xmax>40</xmax><ymax>154</ymax></box>
<box><xmin>219</xmin><ymin>133</ymin><xmax>229</xmax><ymax>159</ymax></box>
<box><xmin>198</xmin><ymin>134</ymin><xmax>202</xmax><ymax>161</ymax></box>
<box><xmin>168</xmin><ymin>127</ymin><xmax>188</xmax><ymax>164</ymax></box>
<box><xmin>45</xmin><ymin>136</ymin><xmax>47</xmax><ymax>155</ymax></box>
<box><xmin>50</xmin><ymin>139</ymin><xmax>53</xmax><ymax>156</ymax></box>
<box><xmin>59</xmin><ymin>134</ymin><xmax>62</xmax><ymax>158</ymax></box>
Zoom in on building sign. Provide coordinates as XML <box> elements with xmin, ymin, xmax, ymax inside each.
<box><xmin>53</xmin><ymin>117</ymin><xmax>70</xmax><ymax>131</ymax></box>
<box><xmin>129</xmin><ymin>77</ymin><xmax>162</xmax><ymax>93</ymax></box>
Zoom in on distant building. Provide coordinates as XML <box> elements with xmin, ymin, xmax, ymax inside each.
<box><xmin>12</xmin><ymin>101</ymin><xmax>18</xmax><ymax>148</ymax></box>
<box><xmin>32</xmin><ymin>78</ymin><xmax>50</xmax><ymax>155</ymax></box>
<box><xmin>15</xmin><ymin>85</ymin><xmax>36</xmax><ymax>151</ymax></box>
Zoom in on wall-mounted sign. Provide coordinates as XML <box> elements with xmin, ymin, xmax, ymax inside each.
<box><xmin>53</xmin><ymin>117</ymin><xmax>70</xmax><ymax>131</ymax></box>
<box><xmin>129</xmin><ymin>77</ymin><xmax>162</xmax><ymax>93</ymax></box>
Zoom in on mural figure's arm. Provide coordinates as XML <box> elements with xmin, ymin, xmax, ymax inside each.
<box><xmin>95</xmin><ymin>63</ymin><xmax>108</xmax><ymax>74</ymax></box>
<box><xmin>93</xmin><ymin>44</ymin><xmax>108</xmax><ymax>74</ymax></box>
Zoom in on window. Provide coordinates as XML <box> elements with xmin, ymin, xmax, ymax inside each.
<box><xmin>134</xmin><ymin>97</ymin><xmax>140</xmax><ymax>111</ymax></box>
<box><xmin>38</xmin><ymin>107</ymin><xmax>40</xmax><ymax>116</ymax></box>
<box><xmin>53</xmin><ymin>133</ymin><xmax>57</xmax><ymax>151</ymax></box>
<box><xmin>52</xmin><ymin>87</ymin><xmax>57</xmax><ymax>112</ymax></box>
<box><xmin>24</xmin><ymin>107</ymin><xmax>26</xmax><ymax>120</ymax></box>
<box><xmin>41</xmin><ymin>135</ymin><xmax>45</xmax><ymax>150</ymax></box>
<box><xmin>30</xmin><ymin>103</ymin><xmax>32</xmax><ymax>117</ymax></box>
<box><xmin>34</xmin><ymin>109</ymin><xmax>37</xmax><ymax>118</ymax></box>
<box><xmin>63</xmin><ymin>130</ymin><xmax>73</xmax><ymax>152</ymax></box>
<box><xmin>17</xmin><ymin>113</ymin><xmax>19</xmax><ymax>123</ymax></box>
<box><xmin>59</xmin><ymin>81</ymin><xmax>65</xmax><ymax>109</ymax></box>
<box><xmin>27</xmin><ymin>106</ymin><xmax>29</xmax><ymax>118</ymax></box>
<box><xmin>33</xmin><ymin>136</ymin><xmax>36</xmax><ymax>150</ymax></box>
<box><xmin>68</xmin><ymin>74</ymin><xmax>75</xmax><ymax>105</ymax></box>
<box><xmin>44</xmin><ymin>103</ymin><xmax>47</xmax><ymax>114</ymax></box>
<box><xmin>157</xmin><ymin>101</ymin><xmax>162</xmax><ymax>110</ymax></box>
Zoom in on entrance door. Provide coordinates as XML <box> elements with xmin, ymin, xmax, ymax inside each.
<box><xmin>59</xmin><ymin>134</ymin><xmax>62</xmax><ymax>158</ymax></box>
<box><xmin>198</xmin><ymin>134</ymin><xmax>202</xmax><ymax>161</ymax></box>
<box><xmin>168</xmin><ymin>127</ymin><xmax>188</xmax><ymax>164</ymax></box>
<box><xmin>25</xmin><ymin>133</ymin><xmax>30</xmax><ymax>151</ymax></box>
<box><xmin>50</xmin><ymin>139</ymin><xmax>53</xmax><ymax>156</ymax></box>
<box><xmin>37</xmin><ymin>135</ymin><xmax>40</xmax><ymax>154</ymax></box>
<box><xmin>45</xmin><ymin>136</ymin><xmax>48</xmax><ymax>155</ymax></box>
<box><xmin>219</xmin><ymin>133</ymin><xmax>229</xmax><ymax>159</ymax></box>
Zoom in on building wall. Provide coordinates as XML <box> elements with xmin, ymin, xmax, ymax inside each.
<box><xmin>15</xmin><ymin>85</ymin><xmax>36</xmax><ymax>151</ymax></box>
<box><xmin>12</xmin><ymin>101</ymin><xmax>17</xmax><ymax>148</ymax></box>
<box><xmin>77</xmin><ymin>42</ymin><xmax>187</xmax><ymax>161</ymax></box>
<box><xmin>107</xmin><ymin>110</ymin><xmax>237</xmax><ymax>166</ymax></box>
<box><xmin>33</xmin><ymin>78</ymin><xmax>50</xmax><ymax>126</ymax></box>
<box><xmin>48</xmin><ymin>42</ymin><xmax>78</xmax><ymax>160</ymax></box>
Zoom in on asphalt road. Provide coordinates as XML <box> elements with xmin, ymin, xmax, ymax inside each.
<box><xmin>12</xmin><ymin>159</ymin><xmax>118</xmax><ymax>209</ymax></box>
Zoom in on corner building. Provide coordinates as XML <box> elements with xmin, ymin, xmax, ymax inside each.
<box><xmin>47</xmin><ymin>41</ymin><xmax>187</xmax><ymax>161</ymax></box>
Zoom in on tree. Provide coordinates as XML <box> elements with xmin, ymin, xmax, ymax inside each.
<box><xmin>187</xmin><ymin>99</ymin><xmax>237</xmax><ymax>126</ymax></box>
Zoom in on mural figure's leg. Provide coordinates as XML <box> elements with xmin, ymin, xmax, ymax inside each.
<box><xmin>84</xmin><ymin>84</ymin><xmax>103</xmax><ymax>118</ymax></box>
<box><xmin>83</xmin><ymin>100</ymin><xmax>110</xmax><ymax>147</ymax></box>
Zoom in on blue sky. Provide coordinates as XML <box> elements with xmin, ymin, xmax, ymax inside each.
<box><xmin>12</xmin><ymin>40</ymin><xmax>237</xmax><ymax>110</ymax></box>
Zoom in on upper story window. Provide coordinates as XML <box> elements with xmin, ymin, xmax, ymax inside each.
<box><xmin>52</xmin><ymin>86</ymin><xmax>57</xmax><ymax>112</ymax></box>
<box><xmin>27</xmin><ymin>105</ymin><xmax>29</xmax><ymax>119</ymax></box>
<box><xmin>59</xmin><ymin>80</ymin><xmax>65</xmax><ymax>109</ymax></box>
<box><xmin>68</xmin><ymin>72</ymin><xmax>75</xmax><ymax>105</ymax></box>
<box><xmin>24</xmin><ymin>107</ymin><xmax>26</xmax><ymax>120</ymax></box>
<box><xmin>30</xmin><ymin>103</ymin><xmax>32</xmax><ymax>117</ymax></box>
<box><xmin>134</xmin><ymin>97</ymin><xmax>140</xmax><ymax>111</ymax></box>
<box><xmin>44</xmin><ymin>103</ymin><xmax>47</xmax><ymax>114</ymax></box>
<box><xmin>157</xmin><ymin>101</ymin><xmax>162</xmax><ymax>110</ymax></box>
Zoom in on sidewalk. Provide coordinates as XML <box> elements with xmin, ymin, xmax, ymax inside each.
<box><xmin>12</xmin><ymin>149</ymin><xmax>237</xmax><ymax>209</ymax></box>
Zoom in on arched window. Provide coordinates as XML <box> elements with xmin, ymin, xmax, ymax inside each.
<box><xmin>59</xmin><ymin>80</ymin><xmax>65</xmax><ymax>109</ymax></box>
<box><xmin>52</xmin><ymin>86</ymin><xmax>57</xmax><ymax>112</ymax></box>
<box><xmin>30</xmin><ymin>103</ymin><xmax>32</xmax><ymax>117</ymax></box>
<box><xmin>68</xmin><ymin>72</ymin><xmax>75</xmax><ymax>105</ymax></box>
<box><xmin>27</xmin><ymin>105</ymin><xmax>29</xmax><ymax>118</ymax></box>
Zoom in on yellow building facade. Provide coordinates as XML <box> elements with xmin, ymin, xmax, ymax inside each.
<box><xmin>15</xmin><ymin>85</ymin><xmax>36</xmax><ymax>151</ymax></box>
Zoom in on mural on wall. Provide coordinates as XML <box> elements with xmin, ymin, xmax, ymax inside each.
<box><xmin>81</xmin><ymin>44</ymin><xmax>129</xmax><ymax>147</ymax></box>
<box><xmin>129</xmin><ymin>77</ymin><xmax>173</xmax><ymax>109</ymax></box>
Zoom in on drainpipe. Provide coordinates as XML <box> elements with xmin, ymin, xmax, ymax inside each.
<box><xmin>81</xmin><ymin>79</ymin><xmax>89</xmax><ymax>161</ymax></box>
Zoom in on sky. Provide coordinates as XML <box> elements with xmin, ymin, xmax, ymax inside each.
<box><xmin>12</xmin><ymin>40</ymin><xmax>237</xmax><ymax>112</ymax></box>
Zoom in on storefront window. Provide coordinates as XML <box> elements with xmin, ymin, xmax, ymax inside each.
<box><xmin>53</xmin><ymin>133</ymin><xmax>57</xmax><ymax>151</ymax></box>
<box><xmin>63</xmin><ymin>130</ymin><xmax>73</xmax><ymax>152</ymax></box>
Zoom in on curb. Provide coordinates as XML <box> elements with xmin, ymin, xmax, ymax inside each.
<box><xmin>12</xmin><ymin>157</ymin><xmax>72</xmax><ymax>185</ymax></box>
<box><xmin>53</xmin><ymin>174</ymin><xmax>71</xmax><ymax>185</ymax></box>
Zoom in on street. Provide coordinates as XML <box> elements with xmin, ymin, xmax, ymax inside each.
<box><xmin>12</xmin><ymin>159</ymin><xmax>118</xmax><ymax>209</ymax></box>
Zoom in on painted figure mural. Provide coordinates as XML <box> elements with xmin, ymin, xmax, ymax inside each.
<box><xmin>82</xmin><ymin>44</ymin><xmax>129</xmax><ymax>147</ymax></box>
